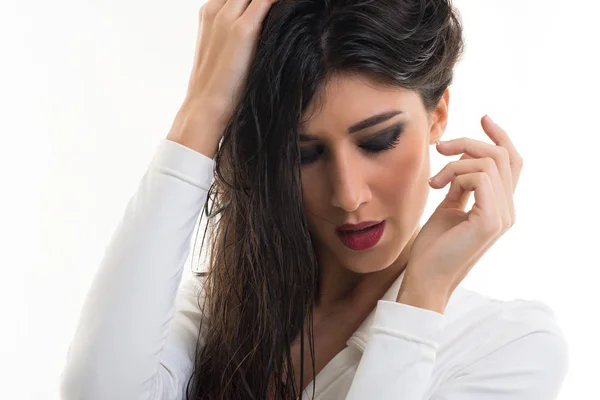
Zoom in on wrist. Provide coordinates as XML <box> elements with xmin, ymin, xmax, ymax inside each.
<box><xmin>166</xmin><ymin>128</ymin><xmax>221</xmax><ymax>160</ymax></box>
<box><xmin>167</xmin><ymin>102</ymin><xmax>225</xmax><ymax>159</ymax></box>
<box><xmin>396</xmin><ymin>279</ymin><xmax>448</xmax><ymax>314</ymax></box>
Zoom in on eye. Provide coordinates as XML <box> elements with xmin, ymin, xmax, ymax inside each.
<box><xmin>359</xmin><ymin>124</ymin><xmax>404</xmax><ymax>153</ymax></box>
<box><xmin>299</xmin><ymin>145</ymin><xmax>324</xmax><ymax>165</ymax></box>
<box><xmin>298</xmin><ymin>123</ymin><xmax>405</xmax><ymax>166</ymax></box>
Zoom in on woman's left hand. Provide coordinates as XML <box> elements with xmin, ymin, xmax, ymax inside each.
<box><xmin>398</xmin><ymin>115</ymin><xmax>524</xmax><ymax>313</ymax></box>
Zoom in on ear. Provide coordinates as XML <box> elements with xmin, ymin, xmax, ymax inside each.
<box><xmin>428</xmin><ymin>87</ymin><xmax>450</xmax><ymax>145</ymax></box>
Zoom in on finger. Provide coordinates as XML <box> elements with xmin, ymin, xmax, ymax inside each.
<box><xmin>430</xmin><ymin>152</ymin><xmax>472</xmax><ymax>210</ymax></box>
<box><xmin>443</xmin><ymin>172</ymin><xmax>502</xmax><ymax>236</ymax></box>
<box><xmin>202</xmin><ymin>0</ymin><xmax>228</xmax><ymax>20</ymax></box>
<box><xmin>481</xmin><ymin>115</ymin><xmax>520</xmax><ymax>162</ymax></box>
<box><xmin>430</xmin><ymin>157</ymin><xmax>511</xmax><ymax>229</ymax></box>
<box><xmin>241</xmin><ymin>0</ymin><xmax>279</xmax><ymax>30</ymax></box>
<box><xmin>481</xmin><ymin>115</ymin><xmax>524</xmax><ymax>189</ymax></box>
<box><xmin>453</xmin><ymin>153</ymin><xmax>475</xmax><ymax>208</ymax></box>
<box><xmin>437</xmin><ymin>133</ymin><xmax>520</xmax><ymax>195</ymax></box>
<box><xmin>436</xmin><ymin>137</ymin><xmax>516</xmax><ymax>223</ymax></box>
<box><xmin>222</xmin><ymin>0</ymin><xmax>254</xmax><ymax>19</ymax></box>
<box><xmin>192</xmin><ymin>0</ymin><xmax>228</xmax><ymax>80</ymax></box>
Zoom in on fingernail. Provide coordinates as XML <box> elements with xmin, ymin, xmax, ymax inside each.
<box><xmin>486</xmin><ymin>115</ymin><xmax>496</xmax><ymax>125</ymax></box>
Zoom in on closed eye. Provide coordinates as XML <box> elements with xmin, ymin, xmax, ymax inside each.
<box><xmin>299</xmin><ymin>122</ymin><xmax>405</xmax><ymax>165</ymax></box>
<box><xmin>359</xmin><ymin>123</ymin><xmax>404</xmax><ymax>152</ymax></box>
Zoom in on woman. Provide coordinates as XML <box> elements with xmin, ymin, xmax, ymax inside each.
<box><xmin>60</xmin><ymin>0</ymin><xmax>569</xmax><ymax>399</ymax></box>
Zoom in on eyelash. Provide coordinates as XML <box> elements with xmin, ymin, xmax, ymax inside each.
<box><xmin>299</xmin><ymin>126</ymin><xmax>404</xmax><ymax>165</ymax></box>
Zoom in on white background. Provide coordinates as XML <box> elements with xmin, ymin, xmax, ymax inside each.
<box><xmin>1</xmin><ymin>0</ymin><xmax>598</xmax><ymax>398</ymax></box>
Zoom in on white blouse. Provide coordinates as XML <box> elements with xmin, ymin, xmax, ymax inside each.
<box><xmin>59</xmin><ymin>138</ymin><xmax>569</xmax><ymax>400</ymax></box>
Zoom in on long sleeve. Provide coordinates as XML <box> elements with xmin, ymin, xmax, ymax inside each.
<box><xmin>345</xmin><ymin>300</ymin><xmax>445</xmax><ymax>399</ymax></box>
<box><xmin>345</xmin><ymin>298</ymin><xmax>569</xmax><ymax>400</ymax></box>
<box><xmin>59</xmin><ymin>138</ymin><xmax>216</xmax><ymax>400</ymax></box>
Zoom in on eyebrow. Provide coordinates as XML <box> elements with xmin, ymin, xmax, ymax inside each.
<box><xmin>298</xmin><ymin>110</ymin><xmax>404</xmax><ymax>142</ymax></box>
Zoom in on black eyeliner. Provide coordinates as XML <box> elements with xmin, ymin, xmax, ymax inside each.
<box><xmin>299</xmin><ymin>122</ymin><xmax>405</xmax><ymax>164</ymax></box>
<box><xmin>361</xmin><ymin>122</ymin><xmax>405</xmax><ymax>144</ymax></box>
<box><xmin>359</xmin><ymin>123</ymin><xmax>404</xmax><ymax>151</ymax></box>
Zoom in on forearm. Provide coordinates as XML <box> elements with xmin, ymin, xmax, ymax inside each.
<box><xmin>166</xmin><ymin>97</ymin><xmax>227</xmax><ymax>159</ymax></box>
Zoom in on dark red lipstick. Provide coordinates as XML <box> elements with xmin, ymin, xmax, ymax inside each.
<box><xmin>336</xmin><ymin>221</ymin><xmax>386</xmax><ymax>251</ymax></box>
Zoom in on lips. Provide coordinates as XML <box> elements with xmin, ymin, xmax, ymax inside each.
<box><xmin>336</xmin><ymin>221</ymin><xmax>382</xmax><ymax>232</ymax></box>
<box><xmin>336</xmin><ymin>221</ymin><xmax>386</xmax><ymax>251</ymax></box>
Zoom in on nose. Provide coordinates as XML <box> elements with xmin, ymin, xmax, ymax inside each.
<box><xmin>329</xmin><ymin>151</ymin><xmax>371</xmax><ymax>212</ymax></box>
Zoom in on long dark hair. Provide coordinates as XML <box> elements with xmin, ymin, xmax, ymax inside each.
<box><xmin>185</xmin><ymin>0</ymin><xmax>464</xmax><ymax>398</ymax></box>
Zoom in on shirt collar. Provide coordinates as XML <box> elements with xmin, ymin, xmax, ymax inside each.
<box><xmin>346</xmin><ymin>269</ymin><xmax>407</xmax><ymax>352</ymax></box>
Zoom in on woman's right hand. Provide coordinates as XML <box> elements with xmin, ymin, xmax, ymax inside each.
<box><xmin>167</xmin><ymin>0</ymin><xmax>278</xmax><ymax>158</ymax></box>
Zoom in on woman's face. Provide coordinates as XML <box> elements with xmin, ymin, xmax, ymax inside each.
<box><xmin>299</xmin><ymin>73</ymin><xmax>448</xmax><ymax>274</ymax></box>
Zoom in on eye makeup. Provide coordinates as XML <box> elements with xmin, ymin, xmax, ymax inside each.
<box><xmin>299</xmin><ymin>122</ymin><xmax>405</xmax><ymax>165</ymax></box>
<box><xmin>358</xmin><ymin>122</ymin><xmax>404</xmax><ymax>153</ymax></box>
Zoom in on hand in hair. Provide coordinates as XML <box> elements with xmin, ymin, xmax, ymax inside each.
<box><xmin>167</xmin><ymin>0</ymin><xmax>279</xmax><ymax>158</ymax></box>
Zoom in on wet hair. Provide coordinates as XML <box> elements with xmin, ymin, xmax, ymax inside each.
<box><xmin>186</xmin><ymin>0</ymin><xmax>464</xmax><ymax>398</ymax></box>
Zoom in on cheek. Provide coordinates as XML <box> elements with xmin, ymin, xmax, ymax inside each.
<box><xmin>391</xmin><ymin>149</ymin><xmax>425</xmax><ymax>185</ymax></box>
<box><xmin>377</xmin><ymin>139</ymin><xmax>428</xmax><ymax>214</ymax></box>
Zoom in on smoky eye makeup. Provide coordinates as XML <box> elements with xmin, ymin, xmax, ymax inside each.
<box><xmin>299</xmin><ymin>145</ymin><xmax>324</xmax><ymax>165</ymax></box>
<box><xmin>299</xmin><ymin>122</ymin><xmax>405</xmax><ymax>165</ymax></box>
<box><xmin>359</xmin><ymin>122</ymin><xmax>405</xmax><ymax>152</ymax></box>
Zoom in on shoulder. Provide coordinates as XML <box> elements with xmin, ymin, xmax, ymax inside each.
<box><xmin>446</xmin><ymin>285</ymin><xmax>567</xmax><ymax>343</ymax></box>
<box><xmin>435</xmin><ymin>286</ymin><xmax>569</xmax><ymax>397</ymax></box>
<box><xmin>444</xmin><ymin>285</ymin><xmax>569</xmax><ymax>356</ymax></box>
<box><xmin>490</xmin><ymin>296</ymin><xmax>569</xmax><ymax>378</ymax></box>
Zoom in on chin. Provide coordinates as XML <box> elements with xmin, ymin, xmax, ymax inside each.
<box><xmin>339</xmin><ymin>242</ymin><xmax>399</xmax><ymax>274</ymax></box>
